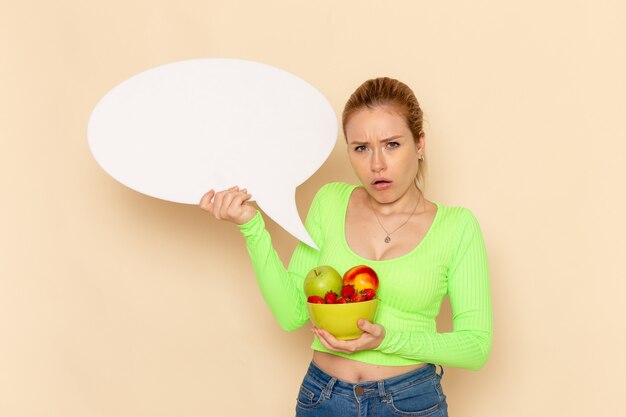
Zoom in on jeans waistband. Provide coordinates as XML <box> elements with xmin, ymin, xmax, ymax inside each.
<box><xmin>305</xmin><ymin>360</ymin><xmax>442</xmax><ymax>399</ymax></box>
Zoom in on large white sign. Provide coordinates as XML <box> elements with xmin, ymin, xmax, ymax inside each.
<box><xmin>88</xmin><ymin>58</ymin><xmax>338</xmax><ymax>248</ymax></box>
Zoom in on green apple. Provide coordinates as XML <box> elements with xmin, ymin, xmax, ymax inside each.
<box><xmin>304</xmin><ymin>265</ymin><xmax>343</xmax><ymax>299</ymax></box>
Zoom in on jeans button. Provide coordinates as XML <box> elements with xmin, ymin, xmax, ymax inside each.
<box><xmin>355</xmin><ymin>386</ymin><xmax>364</xmax><ymax>396</ymax></box>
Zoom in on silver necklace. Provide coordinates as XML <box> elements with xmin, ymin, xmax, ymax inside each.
<box><xmin>368</xmin><ymin>193</ymin><xmax>421</xmax><ymax>243</ymax></box>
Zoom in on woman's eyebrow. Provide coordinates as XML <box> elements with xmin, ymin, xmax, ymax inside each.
<box><xmin>381</xmin><ymin>135</ymin><xmax>403</xmax><ymax>142</ymax></box>
<box><xmin>348</xmin><ymin>135</ymin><xmax>403</xmax><ymax>145</ymax></box>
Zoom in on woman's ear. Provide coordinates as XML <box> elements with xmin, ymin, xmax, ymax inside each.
<box><xmin>415</xmin><ymin>133</ymin><xmax>426</xmax><ymax>157</ymax></box>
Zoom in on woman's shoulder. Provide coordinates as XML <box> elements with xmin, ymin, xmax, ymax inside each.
<box><xmin>432</xmin><ymin>201</ymin><xmax>484</xmax><ymax>237</ymax></box>
<box><xmin>317</xmin><ymin>182</ymin><xmax>358</xmax><ymax>195</ymax></box>
<box><xmin>434</xmin><ymin>201</ymin><xmax>476</xmax><ymax>218</ymax></box>
<box><xmin>312</xmin><ymin>182</ymin><xmax>358</xmax><ymax>203</ymax></box>
<box><xmin>430</xmin><ymin>200</ymin><xmax>481</xmax><ymax>228</ymax></box>
<box><xmin>306</xmin><ymin>182</ymin><xmax>357</xmax><ymax>218</ymax></box>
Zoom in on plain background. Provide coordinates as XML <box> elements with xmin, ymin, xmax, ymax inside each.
<box><xmin>2</xmin><ymin>1</ymin><xmax>625</xmax><ymax>416</ymax></box>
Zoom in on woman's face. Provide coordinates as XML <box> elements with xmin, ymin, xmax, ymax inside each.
<box><xmin>345</xmin><ymin>106</ymin><xmax>424</xmax><ymax>204</ymax></box>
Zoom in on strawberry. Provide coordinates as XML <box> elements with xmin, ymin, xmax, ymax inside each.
<box><xmin>361</xmin><ymin>288</ymin><xmax>376</xmax><ymax>300</ymax></box>
<box><xmin>336</xmin><ymin>297</ymin><xmax>348</xmax><ymax>304</ymax></box>
<box><xmin>352</xmin><ymin>293</ymin><xmax>368</xmax><ymax>303</ymax></box>
<box><xmin>324</xmin><ymin>291</ymin><xmax>338</xmax><ymax>304</ymax></box>
<box><xmin>341</xmin><ymin>284</ymin><xmax>355</xmax><ymax>299</ymax></box>
<box><xmin>307</xmin><ymin>295</ymin><xmax>324</xmax><ymax>304</ymax></box>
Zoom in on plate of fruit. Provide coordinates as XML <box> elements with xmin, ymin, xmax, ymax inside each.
<box><xmin>305</xmin><ymin>265</ymin><xmax>379</xmax><ymax>340</ymax></box>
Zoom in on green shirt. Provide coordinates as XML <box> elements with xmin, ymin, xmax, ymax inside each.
<box><xmin>239</xmin><ymin>182</ymin><xmax>492</xmax><ymax>370</ymax></box>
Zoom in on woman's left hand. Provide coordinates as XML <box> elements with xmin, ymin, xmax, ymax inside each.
<box><xmin>312</xmin><ymin>319</ymin><xmax>385</xmax><ymax>354</ymax></box>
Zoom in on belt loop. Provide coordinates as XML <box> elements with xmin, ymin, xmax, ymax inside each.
<box><xmin>436</xmin><ymin>364</ymin><xmax>444</xmax><ymax>378</ymax></box>
<box><xmin>323</xmin><ymin>377</ymin><xmax>337</xmax><ymax>399</ymax></box>
<box><xmin>377</xmin><ymin>380</ymin><xmax>386</xmax><ymax>398</ymax></box>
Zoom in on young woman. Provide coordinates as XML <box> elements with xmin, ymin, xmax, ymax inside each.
<box><xmin>200</xmin><ymin>77</ymin><xmax>492</xmax><ymax>417</ymax></box>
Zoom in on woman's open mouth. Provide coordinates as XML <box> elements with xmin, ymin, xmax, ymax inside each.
<box><xmin>371</xmin><ymin>178</ymin><xmax>392</xmax><ymax>191</ymax></box>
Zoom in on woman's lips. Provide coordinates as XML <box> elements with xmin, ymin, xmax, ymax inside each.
<box><xmin>371</xmin><ymin>179</ymin><xmax>392</xmax><ymax>191</ymax></box>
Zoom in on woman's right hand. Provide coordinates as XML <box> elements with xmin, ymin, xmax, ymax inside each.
<box><xmin>199</xmin><ymin>186</ymin><xmax>256</xmax><ymax>225</ymax></box>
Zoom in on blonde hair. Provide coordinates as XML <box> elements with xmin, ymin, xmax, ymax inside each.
<box><xmin>342</xmin><ymin>77</ymin><xmax>426</xmax><ymax>190</ymax></box>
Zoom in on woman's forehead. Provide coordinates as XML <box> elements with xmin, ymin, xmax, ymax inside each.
<box><xmin>345</xmin><ymin>107</ymin><xmax>411</xmax><ymax>140</ymax></box>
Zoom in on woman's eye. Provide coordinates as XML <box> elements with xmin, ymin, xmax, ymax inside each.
<box><xmin>355</xmin><ymin>145</ymin><xmax>368</xmax><ymax>152</ymax></box>
<box><xmin>387</xmin><ymin>141</ymin><xmax>400</xmax><ymax>149</ymax></box>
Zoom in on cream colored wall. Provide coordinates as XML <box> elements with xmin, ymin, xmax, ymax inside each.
<box><xmin>2</xmin><ymin>1</ymin><xmax>625</xmax><ymax>416</ymax></box>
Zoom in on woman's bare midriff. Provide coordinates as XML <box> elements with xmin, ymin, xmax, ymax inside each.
<box><xmin>312</xmin><ymin>351</ymin><xmax>428</xmax><ymax>383</ymax></box>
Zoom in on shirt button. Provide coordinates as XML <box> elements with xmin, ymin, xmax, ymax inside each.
<box><xmin>355</xmin><ymin>386</ymin><xmax>364</xmax><ymax>396</ymax></box>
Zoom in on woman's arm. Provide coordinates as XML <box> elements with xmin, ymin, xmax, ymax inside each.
<box><xmin>376</xmin><ymin>209</ymin><xmax>493</xmax><ymax>370</ymax></box>
<box><xmin>238</xmin><ymin>205</ymin><xmax>322</xmax><ymax>332</ymax></box>
<box><xmin>200</xmin><ymin>185</ymin><xmax>325</xmax><ymax>332</ymax></box>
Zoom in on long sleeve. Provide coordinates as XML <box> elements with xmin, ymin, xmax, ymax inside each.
<box><xmin>237</xmin><ymin>187</ymin><xmax>326</xmax><ymax>332</ymax></box>
<box><xmin>376</xmin><ymin>210</ymin><xmax>493</xmax><ymax>370</ymax></box>
<box><xmin>237</xmin><ymin>182</ymin><xmax>493</xmax><ymax>369</ymax></box>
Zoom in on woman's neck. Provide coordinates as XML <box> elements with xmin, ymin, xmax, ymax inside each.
<box><xmin>366</xmin><ymin>185</ymin><xmax>422</xmax><ymax>217</ymax></box>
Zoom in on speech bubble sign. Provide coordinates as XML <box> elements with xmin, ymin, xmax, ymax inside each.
<box><xmin>88</xmin><ymin>59</ymin><xmax>338</xmax><ymax>248</ymax></box>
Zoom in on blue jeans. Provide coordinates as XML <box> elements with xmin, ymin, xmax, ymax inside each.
<box><xmin>295</xmin><ymin>361</ymin><xmax>448</xmax><ymax>417</ymax></box>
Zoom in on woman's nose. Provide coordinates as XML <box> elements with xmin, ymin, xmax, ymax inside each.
<box><xmin>371</xmin><ymin>148</ymin><xmax>386</xmax><ymax>172</ymax></box>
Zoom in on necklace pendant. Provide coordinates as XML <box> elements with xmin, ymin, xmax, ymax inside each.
<box><xmin>384</xmin><ymin>236</ymin><xmax>391</xmax><ymax>243</ymax></box>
